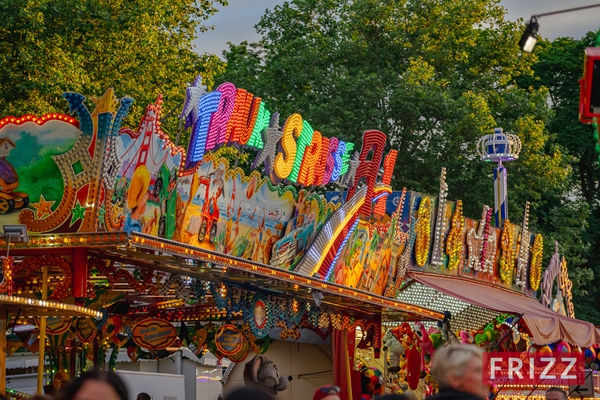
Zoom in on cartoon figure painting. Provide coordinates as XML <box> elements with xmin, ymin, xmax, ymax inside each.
<box><xmin>124</xmin><ymin>165</ymin><xmax>155</xmax><ymax>234</ymax></box>
<box><xmin>0</xmin><ymin>157</ymin><xmax>29</xmax><ymax>214</ymax></box>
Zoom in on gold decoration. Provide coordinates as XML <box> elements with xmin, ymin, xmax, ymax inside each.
<box><xmin>499</xmin><ymin>221</ymin><xmax>514</xmax><ymax>284</ymax></box>
<box><xmin>515</xmin><ymin>202</ymin><xmax>531</xmax><ymax>289</ymax></box>
<box><xmin>415</xmin><ymin>197</ymin><xmax>432</xmax><ymax>267</ymax></box>
<box><xmin>529</xmin><ymin>234</ymin><xmax>543</xmax><ymax>290</ymax></box>
<box><xmin>445</xmin><ymin>200</ymin><xmax>464</xmax><ymax>271</ymax></box>
<box><xmin>559</xmin><ymin>257</ymin><xmax>575</xmax><ymax>318</ymax></box>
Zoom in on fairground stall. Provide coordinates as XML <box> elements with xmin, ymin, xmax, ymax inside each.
<box><xmin>0</xmin><ymin>79</ymin><xmax>598</xmax><ymax>400</ymax></box>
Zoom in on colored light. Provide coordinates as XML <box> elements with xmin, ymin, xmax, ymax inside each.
<box><xmin>314</xmin><ymin>197</ymin><xmax>364</xmax><ymax>275</ymax></box>
<box><xmin>331</xmin><ymin>140</ymin><xmax>345</xmax><ymax>182</ymax></box>
<box><xmin>314</xmin><ymin>136</ymin><xmax>329</xmax><ymax>186</ymax></box>
<box><xmin>322</xmin><ymin>137</ymin><xmax>339</xmax><ymax>184</ymax></box>
<box><xmin>297</xmin><ymin>130</ymin><xmax>323</xmax><ymax>186</ymax></box>
<box><xmin>206</xmin><ymin>82</ymin><xmax>237</xmax><ymax>150</ymax></box>
<box><xmin>346</xmin><ymin>130</ymin><xmax>387</xmax><ymax>216</ymax></box>
<box><xmin>326</xmin><ymin>219</ymin><xmax>359</xmax><ymax>281</ymax></box>
<box><xmin>227</xmin><ymin>89</ymin><xmax>260</xmax><ymax>146</ymax></box>
<box><xmin>274</xmin><ymin>113</ymin><xmax>302</xmax><ymax>180</ymax></box>
<box><xmin>341</xmin><ymin>143</ymin><xmax>355</xmax><ymax>175</ymax></box>
<box><xmin>247</xmin><ymin>101</ymin><xmax>270</xmax><ymax>149</ymax></box>
<box><xmin>288</xmin><ymin>119</ymin><xmax>315</xmax><ymax>183</ymax></box>
<box><xmin>0</xmin><ymin>113</ymin><xmax>80</xmax><ymax>129</ymax></box>
<box><xmin>374</xmin><ymin>150</ymin><xmax>398</xmax><ymax>216</ymax></box>
<box><xmin>185</xmin><ymin>91</ymin><xmax>221</xmax><ymax>168</ymax></box>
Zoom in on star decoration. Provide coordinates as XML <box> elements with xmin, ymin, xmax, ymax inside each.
<box><xmin>31</xmin><ymin>194</ymin><xmax>55</xmax><ymax>219</ymax></box>
<box><xmin>71</xmin><ymin>201</ymin><xmax>87</xmax><ymax>225</ymax></box>
<box><xmin>251</xmin><ymin>112</ymin><xmax>283</xmax><ymax>173</ymax></box>
<box><xmin>181</xmin><ymin>75</ymin><xmax>207</xmax><ymax>130</ymax></box>
<box><xmin>91</xmin><ymin>88</ymin><xmax>118</xmax><ymax>116</ymax></box>
<box><xmin>339</xmin><ymin>152</ymin><xmax>361</xmax><ymax>188</ymax></box>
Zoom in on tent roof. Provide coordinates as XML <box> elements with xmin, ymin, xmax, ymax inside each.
<box><xmin>409</xmin><ymin>273</ymin><xmax>600</xmax><ymax>347</ymax></box>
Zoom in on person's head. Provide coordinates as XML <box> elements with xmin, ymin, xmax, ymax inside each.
<box><xmin>378</xmin><ymin>395</ymin><xmax>410</xmax><ymax>400</ymax></box>
<box><xmin>137</xmin><ymin>393</ymin><xmax>151</xmax><ymax>400</ymax></box>
<box><xmin>127</xmin><ymin>166</ymin><xmax>151</xmax><ymax>213</ymax></box>
<box><xmin>224</xmin><ymin>387</ymin><xmax>275</xmax><ymax>400</ymax></box>
<box><xmin>430</xmin><ymin>345</ymin><xmax>488</xmax><ymax>399</ymax></box>
<box><xmin>58</xmin><ymin>370</ymin><xmax>128</xmax><ymax>400</ymax></box>
<box><xmin>313</xmin><ymin>384</ymin><xmax>341</xmax><ymax>400</ymax></box>
<box><xmin>52</xmin><ymin>370</ymin><xmax>71</xmax><ymax>391</ymax></box>
<box><xmin>545</xmin><ymin>387</ymin><xmax>568</xmax><ymax>400</ymax></box>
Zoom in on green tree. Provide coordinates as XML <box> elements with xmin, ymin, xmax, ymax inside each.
<box><xmin>519</xmin><ymin>32</ymin><xmax>600</xmax><ymax>323</ymax></box>
<box><xmin>0</xmin><ymin>0</ymin><xmax>227</xmax><ymax>138</ymax></box>
<box><xmin>218</xmin><ymin>0</ymin><xmax>596</xmax><ymax>320</ymax></box>
<box><xmin>219</xmin><ymin>0</ymin><xmax>565</xmax><ymax>213</ymax></box>
<box><xmin>8</xmin><ymin>131</ymin><xmax>42</xmax><ymax>168</ymax></box>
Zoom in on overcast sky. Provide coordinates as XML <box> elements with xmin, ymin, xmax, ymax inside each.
<box><xmin>193</xmin><ymin>0</ymin><xmax>600</xmax><ymax>57</ymax></box>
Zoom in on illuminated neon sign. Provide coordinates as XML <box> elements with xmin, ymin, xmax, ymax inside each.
<box><xmin>185</xmin><ymin>82</ymin><xmax>354</xmax><ymax>186</ymax></box>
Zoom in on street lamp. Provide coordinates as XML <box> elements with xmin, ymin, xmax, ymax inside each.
<box><xmin>518</xmin><ymin>18</ymin><xmax>539</xmax><ymax>53</ymax></box>
<box><xmin>519</xmin><ymin>3</ymin><xmax>600</xmax><ymax>53</ymax></box>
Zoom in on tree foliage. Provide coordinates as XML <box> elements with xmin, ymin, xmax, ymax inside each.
<box><xmin>218</xmin><ymin>0</ymin><xmax>597</xmax><ymax>321</ymax></box>
<box><xmin>519</xmin><ymin>32</ymin><xmax>600</xmax><ymax>323</ymax></box>
<box><xmin>0</xmin><ymin>0</ymin><xmax>227</xmax><ymax>137</ymax></box>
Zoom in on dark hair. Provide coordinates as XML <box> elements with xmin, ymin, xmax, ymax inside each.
<box><xmin>546</xmin><ymin>387</ymin><xmax>568</xmax><ymax>400</ymax></box>
<box><xmin>59</xmin><ymin>370</ymin><xmax>128</xmax><ymax>400</ymax></box>
<box><xmin>225</xmin><ymin>388</ymin><xmax>275</xmax><ymax>400</ymax></box>
<box><xmin>376</xmin><ymin>395</ymin><xmax>410</xmax><ymax>400</ymax></box>
<box><xmin>137</xmin><ymin>393</ymin><xmax>151</xmax><ymax>400</ymax></box>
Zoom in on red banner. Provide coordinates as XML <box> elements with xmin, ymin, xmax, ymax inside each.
<box><xmin>483</xmin><ymin>351</ymin><xmax>585</xmax><ymax>385</ymax></box>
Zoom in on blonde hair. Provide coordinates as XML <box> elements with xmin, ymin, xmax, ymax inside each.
<box><xmin>127</xmin><ymin>166</ymin><xmax>151</xmax><ymax>210</ymax></box>
<box><xmin>430</xmin><ymin>345</ymin><xmax>483</xmax><ymax>388</ymax></box>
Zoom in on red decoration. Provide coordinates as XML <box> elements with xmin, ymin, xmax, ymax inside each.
<box><xmin>16</xmin><ymin>256</ymin><xmax>73</xmax><ymax>299</ymax></box>
<box><xmin>72</xmin><ymin>248</ymin><xmax>88</xmax><ymax>301</ymax></box>
<box><xmin>374</xmin><ymin>150</ymin><xmax>398</xmax><ymax>216</ymax></box>
<box><xmin>406</xmin><ymin>347</ymin><xmax>421</xmax><ymax>390</ymax></box>
<box><xmin>0</xmin><ymin>256</ymin><xmax>14</xmax><ymax>295</ymax></box>
<box><xmin>88</xmin><ymin>258</ymin><xmax>154</xmax><ymax>293</ymax></box>
<box><xmin>579</xmin><ymin>47</ymin><xmax>600</xmax><ymax>123</ymax></box>
<box><xmin>0</xmin><ymin>113</ymin><xmax>79</xmax><ymax>128</ymax></box>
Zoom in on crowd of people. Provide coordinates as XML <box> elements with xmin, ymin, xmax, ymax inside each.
<box><xmin>0</xmin><ymin>345</ymin><xmax>573</xmax><ymax>400</ymax></box>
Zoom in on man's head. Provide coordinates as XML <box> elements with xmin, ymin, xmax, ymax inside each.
<box><xmin>430</xmin><ymin>345</ymin><xmax>488</xmax><ymax>400</ymax></box>
<box><xmin>545</xmin><ymin>387</ymin><xmax>568</xmax><ymax>400</ymax></box>
<box><xmin>136</xmin><ymin>393</ymin><xmax>151</xmax><ymax>400</ymax></box>
<box><xmin>313</xmin><ymin>385</ymin><xmax>341</xmax><ymax>400</ymax></box>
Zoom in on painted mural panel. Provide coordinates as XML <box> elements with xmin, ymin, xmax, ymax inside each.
<box><xmin>335</xmin><ymin>220</ymin><xmax>370</xmax><ymax>289</ymax></box>
<box><xmin>111</xmin><ymin>97</ymin><xmax>183</xmax><ymax>238</ymax></box>
<box><xmin>0</xmin><ymin>117</ymin><xmax>80</xmax><ymax>224</ymax></box>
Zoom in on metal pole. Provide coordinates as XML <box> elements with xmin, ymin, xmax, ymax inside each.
<box><xmin>534</xmin><ymin>3</ymin><xmax>600</xmax><ymax>18</ymax></box>
<box><xmin>174</xmin><ymin>350</ymin><xmax>183</xmax><ymax>375</ymax></box>
<box><xmin>37</xmin><ymin>265</ymin><xmax>49</xmax><ymax>394</ymax></box>
<box><xmin>493</xmin><ymin>161</ymin><xmax>508</xmax><ymax>228</ymax></box>
<box><xmin>0</xmin><ymin>309</ymin><xmax>6</xmax><ymax>396</ymax></box>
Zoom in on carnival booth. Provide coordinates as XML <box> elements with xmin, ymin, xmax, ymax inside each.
<box><xmin>0</xmin><ymin>79</ymin><xmax>599</xmax><ymax>400</ymax></box>
<box><xmin>0</xmin><ymin>82</ymin><xmax>442</xmax><ymax>400</ymax></box>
